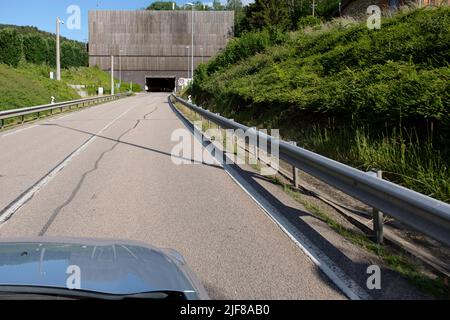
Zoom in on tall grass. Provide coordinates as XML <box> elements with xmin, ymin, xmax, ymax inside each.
<box><xmin>0</xmin><ymin>62</ymin><xmax>141</xmax><ymax>111</ymax></box>
<box><xmin>191</xmin><ymin>7</ymin><xmax>450</xmax><ymax>203</ymax></box>
<box><xmin>287</xmin><ymin>123</ymin><xmax>450</xmax><ymax>203</ymax></box>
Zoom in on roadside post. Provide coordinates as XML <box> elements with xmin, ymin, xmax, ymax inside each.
<box><xmin>289</xmin><ymin>141</ymin><xmax>300</xmax><ymax>188</ymax></box>
<box><xmin>368</xmin><ymin>169</ymin><xmax>384</xmax><ymax>244</ymax></box>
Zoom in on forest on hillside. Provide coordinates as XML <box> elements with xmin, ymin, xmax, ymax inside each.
<box><xmin>0</xmin><ymin>24</ymin><xmax>88</xmax><ymax>68</ymax></box>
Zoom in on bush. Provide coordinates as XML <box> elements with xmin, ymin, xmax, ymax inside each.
<box><xmin>297</xmin><ymin>16</ymin><xmax>321</xmax><ymax>30</ymax></box>
<box><xmin>0</xmin><ymin>28</ymin><xmax>23</xmax><ymax>67</ymax></box>
<box><xmin>60</xmin><ymin>41</ymin><xmax>88</xmax><ymax>68</ymax></box>
<box><xmin>206</xmin><ymin>30</ymin><xmax>275</xmax><ymax>75</ymax></box>
<box><xmin>190</xmin><ymin>7</ymin><xmax>450</xmax><ymax>202</ymax></box>
<box><xmin>23</xmin><ymin>34</ymin><xmax>48</xmax><ymax>64</ymax></box>
<box><xmin>46</xmin><ymin>38</ymin><xmax>56</xmax><ymax>67</ymax></box>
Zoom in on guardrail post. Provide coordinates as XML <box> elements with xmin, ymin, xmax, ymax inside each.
<box><xmin>288</xmin><ymin>141</ymin><xmax>300</xmax><ymax>188</ymax></box>
<box><xmin>21</xmin><ymin>115</ymin><xmax>25</xmax><ymax>124</ymax></box>
<box><xmin>369</xmin><ymin>169</ymin><xmax>384</xmax><ymax>244</ymax></box>
<box><xmin>215</xmin><ymin>113</ymin><xmax>221</xmax><ymax>130</ymax></box>
<box><xmin>0</xmin><ymin>119</ymin><xmax>3</xmax><ymax>129</ymax></box>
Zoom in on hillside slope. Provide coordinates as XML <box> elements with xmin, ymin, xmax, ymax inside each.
<box><xmin>0</xmin><ymin>63</ymin><xmax>140</xmax><ymax>111</ymax></box>
<box><xmin>0</xmin><ymin>24</ymin><xmax>88</xmax><ymax>68</ymax></box>
<box><xmin>191</xmin><ymin>7</ymin><xmax>450</xmax><ymax>202</ymax></box>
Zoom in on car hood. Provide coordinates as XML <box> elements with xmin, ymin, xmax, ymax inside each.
<box><xmin>0</xmin><ymin>237</ymin><xmax>208</xmax><ymax>299</ymax></box>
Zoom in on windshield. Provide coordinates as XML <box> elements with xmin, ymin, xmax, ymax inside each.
<box><xmin>0</xmin><ymin>286</ymin><xmax>186</xmax><ymax>300</ymax></box>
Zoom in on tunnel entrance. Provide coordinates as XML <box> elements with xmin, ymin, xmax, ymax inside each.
<box><xmin>146</xmin><ymin>77</ymin><xmax>176</xmax><ymax>92</ymax></box>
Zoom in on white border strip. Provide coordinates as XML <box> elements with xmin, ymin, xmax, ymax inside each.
<box><xmin>171</xmin><ymin>98</ymin><xmax>371</xmax><ymax>300</ymax></box>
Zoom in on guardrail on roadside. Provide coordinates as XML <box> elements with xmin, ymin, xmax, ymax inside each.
<box><xmin>170</xmin><ymin>94</ymin><xmax>450</xmax><ymax>247</ymax></box>
<box><xmin>0</xmin><ymin>94</ymin><xmax>122</xmax><ymax>128</ymax></box>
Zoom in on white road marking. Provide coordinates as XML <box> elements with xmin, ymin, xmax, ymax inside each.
<box><xmin>0</xmin><ymin>104</ymin><xmax>137</xmax><ymax>224</ymax></box>
<box><xmin>1</xmin><ymin>125</ymin><xmax>38</xmax><ymax>138</ymax></box>
<box><xmin>172</xmin><ymin>100</ymin><xmax>371</xmax><ymax>301</ymax></box>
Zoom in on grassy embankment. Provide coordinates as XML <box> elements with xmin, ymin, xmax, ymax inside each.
<box><xmin>0</xmin><ymin>62</ymin><xmax>141</xmax><ymax>112</ymax></box>
<box><xmin>190</xmin><ymin>7</ymin><xmax>450</xmax><ymax>203</ymax></box>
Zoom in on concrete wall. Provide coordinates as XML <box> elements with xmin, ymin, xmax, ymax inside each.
<box><xmin>89</xmin><ymin>10</ymin><xmax>234</xmax><ymax>88</ymax></box>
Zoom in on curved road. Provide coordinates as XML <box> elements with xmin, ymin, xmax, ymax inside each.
<box><xmin>0</xmin><ymin>93</ymin><xmax>344</xmax><ymax>299</ymax></box>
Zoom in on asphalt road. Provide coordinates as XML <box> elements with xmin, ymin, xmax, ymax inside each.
<box><xmin>0</xmin><ymin>93</ymin><xmax>345</xmax><ymax>299</ymax></box>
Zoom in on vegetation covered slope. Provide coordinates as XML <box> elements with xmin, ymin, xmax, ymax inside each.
<box><xmin>0</xmin><ymin>25</ymin><xmax>88</xmax><ymax>68</ymax></box>
<box><xmin>191</xmin><ymin>7</ymin><xmax>450</xmax><ymax>202</ymax></box>
<box><xmin>0</xmin><ymin>63</ymin><xmax>140</xmax><ymax>111</ymax></box>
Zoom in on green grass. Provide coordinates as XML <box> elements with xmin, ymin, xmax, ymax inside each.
<box><xmin>175</xmin><ymin>99</ymin><xmax>449</xmax><ymax>299</ymax></box>
<box><xmin>62</xmin><ymin>65</ymin><xmax>141</xmax><ymax>96</ymax></box>
<box><xmin>284</xmin><ymin>124</ymin><xmax>450</xmax><ymax>203</ymax></box>
<box><xmin>283</xmin><ymin>183</ymin><xmax>450</xmax><ymax>299</ymax></box>
<box><xmin>0</xmin><ymin>62</ymin><xmax>79</xmax><ymax>110</ymax></box>
<box><xmin>0</xmin><ymin>62</ymin><xmax>141</xmax><ymax>111</ymax></box>
<box><xmin>191</xmin><ymin>7</ymin><xmax>450</xmax><ymax>203</ymax></box>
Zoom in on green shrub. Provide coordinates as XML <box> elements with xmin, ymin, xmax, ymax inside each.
<box><xmin>205</xmin><ymin>30</ymin><xmax>275</xmax><ymax>75</ymax></box>
<box><xmin>0</xmin><ymin>28</ymin><xmax>23</xmax><ymax>67</ymax></box>
<box><xmin>191</xmin><ymin>6</ymin><xmax>450</xmax><ymax>202</ymax></box>
<box><xmin>46</xmin><ymin>38</ymin><xmax>56</xmax><ymax>67</ymax></box>
<box><xmin>23</xmin><ymin>34</ymin><xmax>48</xmax><ymax>64</ymax></box>
<box><xmin>297</xmin><ymin>16</ymin><xmax>322</xmax><ymax>30</ymax></box>
<box><xmin>60</xmin><ymin>41</ymin><xmax>88</xmax><ymax>68</ymax></box>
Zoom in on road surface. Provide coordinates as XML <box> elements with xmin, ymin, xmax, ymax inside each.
<box><xmin>0</xmin><ymin>93</ymin><xmax>345</xmax><ymax>299</ymax></box>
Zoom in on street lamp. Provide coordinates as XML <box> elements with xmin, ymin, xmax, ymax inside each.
<box><xmin>119</xmin><ymin>49</ymin><xmax>124</xmax><ymax>87</ymax></box>
<box><xmin>187</xmin><ymin>3</ymin><xmax>194</xmax><ymax>80</ymax></box>
<box><xmin>200</xmin><ymin>47</ymin><xmax>204</xmax><ymax>64</ymax></box>
<box><xmin>186</xmin><ymin>46</ymin><xmax>190</xmax><ymax>78</ymax></box>
<box><xmin>56</xmin><ymin>17</ymin><xmax>64</xmax><ymax>81</ymax></box>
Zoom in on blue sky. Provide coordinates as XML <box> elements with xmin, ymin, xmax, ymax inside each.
<box><xmin>0</xmin><ymin>0</ymin><xmax>253</xmax><ymax>42</ymax></box>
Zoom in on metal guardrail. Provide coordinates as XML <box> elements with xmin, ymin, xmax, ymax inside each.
<box><xmin>0</xmin><ymin>94</ymin><xmax>121</xmax><ymax>127</ymax></box>
<box><xmin>171</xmin><ymin>95</ymin><xmax>450</xmax><ymax>247</ymax></box>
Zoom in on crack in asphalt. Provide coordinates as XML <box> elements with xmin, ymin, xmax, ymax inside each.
<box><xmin>143</xmin><ymin>106</ymin><xmax>158</xmax><ymax>120</ymax></box>
<box><xmin>38</xmin><ymin>108</ymin><xmax>158</xmax><ymax>236</ymax></box>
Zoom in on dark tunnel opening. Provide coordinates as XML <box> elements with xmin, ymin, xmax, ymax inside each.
<box><xmin>146</xmin><ymin>77</ymin><xmax>176</xmax><ymax>92</ymax></box>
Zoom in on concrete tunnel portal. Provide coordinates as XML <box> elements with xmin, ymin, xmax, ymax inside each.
<box><xmin>146</xmin><ymin>77</ymin><xmax>176</xmax><ymax>92</ymax></box>
<box><xmin>88</xmin><ymin>11</ymin><xmax>234</xmax><ymax>90</ymax></box>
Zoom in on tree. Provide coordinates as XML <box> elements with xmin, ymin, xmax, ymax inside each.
<box><xmin>213</xmin><ymin>0</ymin><xmax>224</xmax><ymax>10</ymax></box>
<box><xmin>22</xmin><ymin>34</ymin><xmax>48</xmax><ymax>64</ymax></box>
<box><xmin>46</xmin><ymin>38</ymin><xmax>56</xmax><ymax>67</ymax></box>
<box><xmin>224</xmin><ymin>0</ymin><xmax>245</xmax><ymax>35</ymax></box>
<box><xmin>147</xmin><ymin>1</ymin><xmax>179</xmax><ymax>10</ymax></box>
<box><xmin>226</xmin><ymin>0</ymin><xmax>243</xmax><ymax>11</ymax></box>
<box><xmin>241</xmin><ymin>0</ymin><xmax>291</xmax><ymax>33</ymax></box>
<box><xmin>0</xmin><ymin>28</ymin><xmax>23</xmax><ymax>67</ymax></box>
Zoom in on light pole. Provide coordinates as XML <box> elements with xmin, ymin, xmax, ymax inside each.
<box><xmin>187</xmin><ymin>3</ymin><xmax>194</xmax><ymax>80</ymax></box>
<box><xmin>200</xmin><ymin>47</ymin><xmax>204</xmax><ymax>64</ymax></box>
<box><xmin>111</xmin><ymin>55</ymin><xmax>114</xmax><ymax>95</ymax></box>
<box><xmin>186</xmin><ymin>46</ymin><xmax>190</xmax><ymax>78</ymax></box>
<box><xmin>56</xmin><ymin>17</ymin><xmax>64</xmax><ymax>81</ymax></box>
<box><xmin>119</xmin><ymin>49</ymin><xmax>124</xmax><ymax>87</ymax></box>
